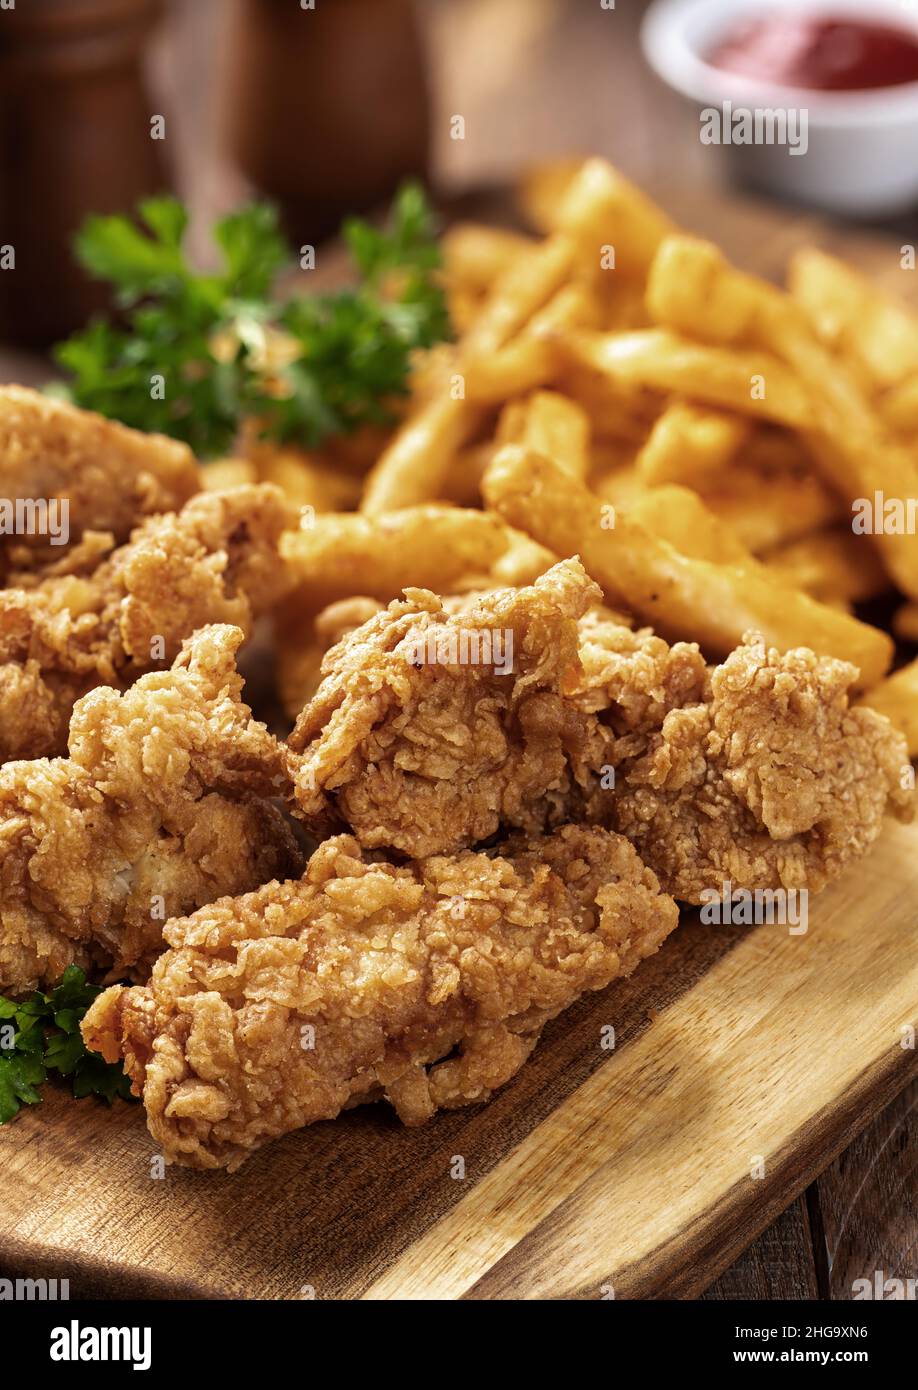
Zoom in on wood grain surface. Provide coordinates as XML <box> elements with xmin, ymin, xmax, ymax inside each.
<box><xmin>1</xmin><ymin>822</ymin><xmax>915</xmax><ymax>1300</ymax></box>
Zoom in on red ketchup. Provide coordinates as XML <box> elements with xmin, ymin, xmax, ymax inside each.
<box><xmin>707</xmin><ymin>14</ymin><xmax>918</xmax><ymax>91</ymax></box>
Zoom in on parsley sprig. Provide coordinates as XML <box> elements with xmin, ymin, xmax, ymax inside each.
<box><xmin>0</xmin><ymin>966</ymin><xmax>132</xmax><ymax>1124</ymax></box>
<box><xmin>51</xmin><ymin>183</ymin><xmax>450</xmax><ymax>458</ymax></box>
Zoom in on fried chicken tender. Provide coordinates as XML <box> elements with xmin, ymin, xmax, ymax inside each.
<box><xmin>0</xmin><ymin>625</ymin><xmax>303</xmax><ymax>996</ymax></box>
<box><xmin>286</xmin><ymin>559</ymin><xmax>611</xmax><ymax>856</ymax></box>
<box><xmin>81</xmin><ymin>824</ymin><xmax>679</xmax><ymax>1170</ymax></box>
<box><xmin>575</xmin><ymin>625</ymin><xmax>913</xmax><ymax>900</ymax></box>
<box><xmin>0</xmin><ymin>386</ymin><xmax>199</xmax><ymax>576</ymax></box>
<box><xmin>0</xmin><ymin>484</ymin><xmax>295</xmax><ymax>761</ymax></box>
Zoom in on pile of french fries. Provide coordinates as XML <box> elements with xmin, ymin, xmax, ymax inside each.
<box><xmin>205</xmin><ymin>157</ymin><xmax>918</xmax><ymax>754</ymax></box>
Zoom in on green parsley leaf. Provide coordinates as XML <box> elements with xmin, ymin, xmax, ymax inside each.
<box><xmin>0</xmin><ymin>966</ymin><xmax>135</xmax><ymax>1122</ymax></box>
<box><xmin>0</xmin><ymin>1052</ymin><xmax>47</xmax><ymax>1124</ymax></box>
<box><xmin>52</xmin><ymin>184</ymin><xmax>450</xmax><ymax>458</ymax></box>
<box><xmin>73</xmin><ymin>1053</ymin><xmax>134</xmax><ymax>1104</ymax></box>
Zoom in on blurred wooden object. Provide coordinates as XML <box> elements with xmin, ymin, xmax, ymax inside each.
<box><xmin>0</xmin><ymin>0</ymin><xmax>171</xmax><ymax>348</ymax></box>
<box><xmin>225</xmin><ymin>0</ymin><xmax>430</xmax><ymax>244</ymax></box>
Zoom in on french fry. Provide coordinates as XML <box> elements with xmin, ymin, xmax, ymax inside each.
<box><xmin>646</xmin><ymin>235</ymin><xmax>774</xmax><ymax>344</ymax></box>
<box><xmin>520</xmin><ymin>391</ymin><xmax>590</xmax><ymax>479</ymax></box>
<box><xmin>281</xmin><ymin>504</ymin><xmax>509</xmax><ymax>609</ymax></box>
<box><xmin>627</xmin><ymin>484</ymin><xmax>755</xmax><ymax>567</ymax></box>
<box><xmin>495</xmin><ymin>398</ymin><xmax>529</xmax><ymax>444</ymax></box>
<box><xmin>442</xmin><ymin>223</ymin><xmax>537</xmax><ymax>292</ymax></box>
<box><xmin>363</xmin><ymin>211</ymin><xmax>574</xmax><ymax>514</ymax></box>
<box><xmin>202</xmin><ymin>458</ymin><xmax>258</xmax><ymax>490</ymax></box>
<box><xmin>789</xmin><ymin>247</ymin><xmax>918</xmax><ymax>392</ymax></box>
<box><xmin>462</xmin><ymin>282</ymin><xmax>598</xmax><ymax>403</ymax></box>
<box><xmin>648</xmin><ymin>235</ymin><xmax>918</xmax><ymax>598</ymax></box>
<box><xmin>764</xmin><ymin>528</ymin><xmax>890</xmax><ymax>605</ymax></box>
<box><xmin>247</xmin><ymin>441</ymin><xmax>362</xmax><ymax>512</ymax></box>
<box><xmin>635</xmin><ymin>401</ymin><xmax>750</xmax><ymax>486</ymax></box>
<box><xmin>461</xmin><ymin>231</ymin><xmax>577</xmax><ymax>357</ymax></box>
<box><xmin>482</xmin><ymin>446</ymin><xmax>893</xmax><ymax>687</ymax></box>
<box><xmin>362</xmin><ymin>160</ymin><xmax>644</xmax><ymax>513</ymax></box>
<box><xmin>560</xmin><ymin>329</ymin><xmax>812</xmax><ymax>429</ymax></box>
<box><xmin>517</xmin><ymin>158</ymin><xmax>586</xmax><ymax>233</ymax></box>
<box><xmin>548</xmin><ymin>157</ymin><xmax>676</xmax><ymax>277</ymax></box>
<box><xmin>361</xmin><ymin>390</ymin><xmax>488</xmax><ymax>516</ymax></box>
<box><xmin>703</xmin><ymin>468</ymin><xmax>843</xmax><ymax>553</ymax></box>
<box><xmin>860</xmin><ymin>660</ymin><xmax>918</xmax><ymax>756</ymax></box>
<box><xmin>892</xmin><ymin>601</ymin><xmax>918</xmax><ymax>644</ymax></box>
<box><xmin>787</xmin><ymin>246</ymin><xmax>863</xmax><ymax>352</ymax></box>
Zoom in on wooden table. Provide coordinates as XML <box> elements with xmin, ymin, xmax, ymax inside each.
<box><xmin>1</xmin><ymin>0</ymin><xmax>915</xmax><ymax>1300</ymax></box>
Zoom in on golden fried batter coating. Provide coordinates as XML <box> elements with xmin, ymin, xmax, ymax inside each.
<box><xmin>0</xmin><ymin>484</ymin><xmax>294</xmax><ymax>760</ymax></box>
<box><xmin>580</xmin><ymin>628</ymin><xmax>913</xmax><ymax>900</ymax></box>
<box><xmin>287</xmin><ymin>570</ymin><xmax>911</xmax><ymax>902</ymax></box>
<box><xmin>82</xmin><ymin>825</ymin><xmax>679</xmax><ymax>1169</ymax></box>
<box><xmin>573</xmin><ymin>612</ymin><xmax>710</xmax><ymax>736</ymax></box>
<box><xmin>0</xmin><ymin>625</ymin><xmax>302</xmax><ymax>995</ymax></box>
<box><xmin>0</xmin><ymin>386</ymin><xmax>199</xmax><ymax>575</ymax></box>
<box><xmin>286</xmin><ymin>559</ymin><xmax>611</xmax><ymax>856</ymax></box>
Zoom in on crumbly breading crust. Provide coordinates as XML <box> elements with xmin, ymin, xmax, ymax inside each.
<box><xmin>567</xmin><ymin>617</ymin><xmax>912</xmax><ymax>898</ymax></box>
<box><xmin>0</xmin><ymin>625</ymin><xmax>302</xmax><ymax>995</ymax></box>
<box><xmin>287</xmin><ymin>559</ymin><xmax>610</xmax><ymax>856</ymax></box>
<box><xmin>0</xmin><ymin>485</ymin><xmax>294</xmax><ymax>760</ymax></box>
<box><xmin>0</xmin><ymin>385</ymin><xmax>199</xmax><ymax>575</ymax></box>
<box><xmin>82</xmin><ymin>824</ymin><xmax>679</xmax><ymax>1169</ymax></box>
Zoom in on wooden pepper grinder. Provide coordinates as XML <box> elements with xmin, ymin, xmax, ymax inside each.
<box><xmin>225</xmin><ymin>0</ymin><xmax>431</xmax><ymax>245</ymax></box>
<box><xmin>0</xmin><ymin>0</ymin><xmax>171</xmax><ymax>349</ymax></box>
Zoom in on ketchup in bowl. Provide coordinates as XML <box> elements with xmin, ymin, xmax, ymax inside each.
<box><xmin>708</xmin><ymin>14</ymin><xmax>918</xmax><ymax>92</ymax></box>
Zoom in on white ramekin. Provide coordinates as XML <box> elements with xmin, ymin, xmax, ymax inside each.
<box><xmin>641</xmin><ymin>0</ymin><xmax>918</xmax><ymax>215</ymax></box>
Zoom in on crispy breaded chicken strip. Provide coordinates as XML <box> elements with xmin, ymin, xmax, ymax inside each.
<box><xmin>82</xmin><ymin>825</ymin><xmax>679</xmax><ymax>1170</ymax></box>
<box><xmin>286</xmin><ymin>572</ymin><xmax>910</xmax><ymax>895</ymax></box>
<box><xmin>574</xmin><ymin>625</ymin><xmax>913</xmax><ymax>900</ymax></box>
<box><xmin>0</xmin><ymin>625</ymin><xmax>302</xmax><ymax>996</ymax></box>
<box><xmin>278</xmin><ymin>585</ymin><xmax>638</xmax><ymax>723</ymax></box>
<box><xmin>286</xmin><ymin>559</ymin><xmax>611</xmax><ymax>856</ymax></box>
<box><xmin>274</xmin><ymin>507</ymin><xmax>511</xmax><ymax>716</ymax></box>
<box><xmin>0</xmin><ymin>484</ymin><xmax>294</xmax><ymax>760</ymax></box>
<box><xmin>0</xmin><ymin>386</ymin><xmax>199</xmax><ymax>575</ymax></box>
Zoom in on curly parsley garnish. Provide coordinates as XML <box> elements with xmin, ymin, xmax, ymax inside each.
<box><xmin>50</xmin><ymin>183</ymin><xmax>450</xmax><ymax>459</ymax></box>
<box><xmin>0</xmin><ymin>966</ymin><xmax>132</xmax><ymax>1123</ymax></box>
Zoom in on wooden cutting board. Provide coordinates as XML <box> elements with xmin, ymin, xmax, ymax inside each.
<box><xmin>1</xmin><ymin>183</ymin><xmax>917</xmax><ymax>1300</ymax></box>
<box><xmin>1</xmin><ymin>822</ymin><xmax>916</xmax><ymax>1300</ymax></box>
